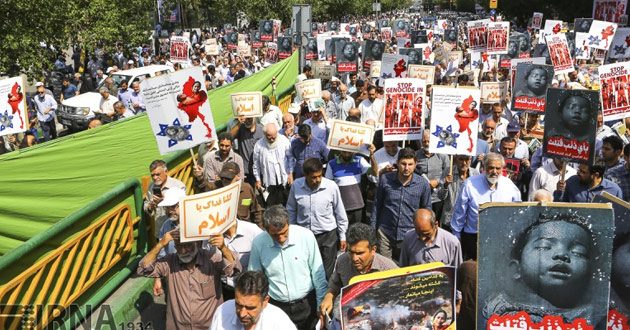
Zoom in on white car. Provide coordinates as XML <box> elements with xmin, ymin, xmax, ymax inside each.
<box><xmin>58</xmin><ymin>65</ymin><xmax>173</xmax><ymax>131</ymax></box>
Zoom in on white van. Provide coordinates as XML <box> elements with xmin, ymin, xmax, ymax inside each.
<box><xmin>58</xmin><ymin>65</ymin><xmax>173</xmax><ymax>131</ymax></box>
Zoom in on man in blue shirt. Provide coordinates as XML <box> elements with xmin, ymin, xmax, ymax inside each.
<box><xmin>450</xmin><ymin>153</ymin><xmax>521</xmax><ymax>260</ymax></box>
<box><xmin>287</xmin><ymin>124</ymin><xmax>330</xmax><ymax>184</ymax></box>
<box><xmin>33</xmin><ymin>82</ymin><xmax>58</xmax><ymax>141</ymax></box>
<box><xmin>554</xmin><ymin>162</ymin><xmax>623</xmax><ymax>202</ymax></box>
<box><xmin>370</xmin><ymin>148</ymin><xmax>432</xmax><ymax>262</ymax></box>
<box><xmin>248</xmin><ymin>205</ymin><xmax>327</xmax><ymax>330</ymax></box>
<box><xmin>607</xmin><ymin>144</ymin><xmax>630</xmax><ymax>202</ymax></box>
<box><xmin>288</xmin><ymin>158</ymin><xmax>349</xmax><ymax>280</ymax></box>
<box><xmin>117</xmin><ymin>81</ymin><xmax>134</xmax><ymax>112</ymax></box>
<box><xmin>60</xmin><ymin>78</ymin><xmax>78</xmax><ymax>102</ymax></box>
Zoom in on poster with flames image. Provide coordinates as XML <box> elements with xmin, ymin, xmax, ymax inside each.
<box><xmin>428</xmin><ymin>86</ymin><xmax>480</xmax><ymax>156</ymax></box>
<box><xmin>340</xmin><ymin>264</ymin><xmax>456</xmax><ymax>330</ymax></box>
<box><xmin>545</xmin><ymin>34</ymin><xmax>574</xmax><ymax>75</ymax></box>
<box><xmin>477</xmin><ymin>203</ymin><xmax>614</xmax><ymax>330</ymax></box>
<box><xmin>542</xmin><ymin>88</ymin><xmax>598</xmax><ymax>164</ymax></box>
<box><xmin>598</xmin><ymin>61</ymin><xmax>630</xmax><ymax>120</ymax></box>
<box><xmin>381</xmin><ymin>78</ymin><xmax>425</xmax><ymax>142</ymax></box>
<box><xmin>468</xmin><ymin>20</ymin><xmax>489</xmax><ymax>52</ymax></box>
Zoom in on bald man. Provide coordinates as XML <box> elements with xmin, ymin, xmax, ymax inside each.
<box><xmin>348</xmin><ymin>108</ymin><xmax>361</xmax><ymax>121</ymax></box>
<box><xmin>532</xmin><ymin>189</ymin><xmax>553</xmax><ymax>202</ymax></box>
<box><xmin>252</xmin><ymin>123</ymin><xmax>292</xmax><ymax>206</ymax></box>
<box><xmin>399</xmin><ymin>209</ymin><xmax>462</xmax><ymax>268</ymax></box>
<box><xmin>88</xmin><ymin>119</ymin><xmax>103</xmax><ymax>129</ymax></box>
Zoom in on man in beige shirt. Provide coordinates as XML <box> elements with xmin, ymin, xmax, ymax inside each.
<box><xmin>137</xmin><ymin>230</ymin><xmax>242</xmax><ymax>330</ymax></box>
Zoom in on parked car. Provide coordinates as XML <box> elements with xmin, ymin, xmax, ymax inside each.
<box><xmin>58</xmin><ymin>65</ymin><xmax>173</xmax><ymax>131</ymax></box>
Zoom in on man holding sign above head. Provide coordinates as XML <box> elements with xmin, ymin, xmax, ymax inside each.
<box><xmin>137</xmin><ymin>219</ymin><xmax>242</xmax><ymax>330</ymax></box>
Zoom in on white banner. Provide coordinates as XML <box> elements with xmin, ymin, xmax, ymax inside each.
<box><xmin>429</xmin><ymin>86</ymin><xmax>481</xmax><ymax>156</ymax></box>
<box><xmin>231</xmin><ymin>92</ymin><xmax>263</xmax><ymax>117</ymax></box>
<box><xmin>326</xmin><ymin>119</ymin><xmax>374</xmax><ymax>155</ymax></box>
<box><xmin>180</xmin><ymin>181</ymin><xmax>241</xmax><ymax>242</ymax></box>
<box><xmin>480</xmin><ymin>81</ymin><xmax>508</xmax><ymax>103</ymax></box>
<box><xmin>141</xmin><ymin>67</ymin><xmax>216</xmax><ymax>155</ymax></box>
<box><xmin>408</xmin><ymin>65</ymin><xmax>435</xmax><ymax>85</ymax></box>
<box><xmin>295</xmin><ymin>79</ymin><xmax>322</xmax><ymax>101</ymax></box>
<box><xmin>382</xmin><ymin>78</ymin><xmax>426</xmax><ymax>142</ymax></box>
<box><xmin>0</xmin><ymin>76</ymin><xmax>27</xmax><ymax>136</ymax></box>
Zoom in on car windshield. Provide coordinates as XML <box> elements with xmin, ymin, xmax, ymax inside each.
<box><xmin>96</xmin><ymin>74</ymin><xmax>132</xmax><ymax>91</ymax></box>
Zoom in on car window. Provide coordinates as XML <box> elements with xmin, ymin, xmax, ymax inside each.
<box><xmin>96</xmin><ymin>74</ymin><xmax>131</xmax><ymax>90</ymax></box>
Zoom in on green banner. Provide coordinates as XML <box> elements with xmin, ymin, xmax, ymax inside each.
<box><xmin>0</xmin><ymin>53</ymin><xmax>298</xmax><ymax>256</ymax></box>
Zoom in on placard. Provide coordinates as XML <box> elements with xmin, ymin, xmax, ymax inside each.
<box><xmin>369</xmin><ymin>60</ymin><xmax>382</xmax><ymax>78</ymax></box>
<box><xmin>429</xmin><ymin>86</ymin><xmax>481</xmax><ymax>155</ymax></box>
<box><xmin>380</xmin><ymin>54</ymin><xmax>409</xmax><ymax>81</ymax></box>
<box><xmin>381</xmin><ymin>78</ymin><xmax>426</xmax><ymax>142</ymax></box>
<box><xmin>468</xmin><ymin>20</ymin><xmax>489</xmax><ymax>52</ymax></box>
<box><xmin>487</xmin><ymin>22</ymin><xmax>510</xmax><ymax>54</ymax></box>
<box><xmin>381</xmin><ymin>27</ymin><xmax>392</xmax><ymax>40</ymax></box>
<box><xmin>260</xmin><ymin>20</ymin><xmax>274</xmax><ymax>41</ymax></box>
<box><xmin>532</xmin><ymin>12</ymin><xmax>543</xmax><ymax>30</ymax></box>
<box><xmin>542</xmin><ymin>88</ymin><xmax>598</xmax><ymax>164</ymax></box>
<box><xmin>336</xmin><ymin>40</ymin><xmax>359</xmax><ymax>73</ymax></box>
<box><xmin>306</xmin><ymin>37</ymin><xmax>318</xmax><ymax>59</ymax></box>
<box><xmin>237</xmin><ymin>44</ymin><xmax>251</xmax><ymax>58</ymax></box>
<box><xmin>408</xmin><ymin>65</ymin><xmax>435</xmax><ymax>85</ymax></box>
<box><xmin>326</xmin><ymin>119</ymin><xmax>374</xmax><ymax>155</ymax></box>
<box><xmin>205</xmin><ymin>44</ymin><xmax>219</xmax><ymax>55</ymax></box>
<box><xmin>141</xmin><ymin>67</ymin><xmax>216</xmax><ymax>155</ymax></box>
<box><xmin>295</xmin><ymin>79</ymin><xmax>322</xmax><ymax>101</ymax></box>
<box><xmin>599</xmin><ymin>61</ymin><xmax>630</xmax><ymax>120</ymax></box>
<box><xmin>545</xmin><ymin>34</ymin><xmax>574</xmax><ymax>75</ymax></box>
<box><xmin>0</xmin><ymin>76</ymin><xmax>27</xmax><ymax>136</ymax></box>
<box><xmin>609</xmin><ymin>27</ymin><xmax>630</xmax><ymax>59</ymax></box>
<box><xmin>231</xmin><ymin>92</ymin><xmax>263</xmax><ymax>118</ymax></box>
<box><xmin>341</xmin><ymin>264</ymin><xmax>456</xmax><ymax>330</ymax></box>
<box><xmin>277</xmin><ymin>37</ymin><xmax>293</xmax><ymax>59</ymax></box>
<box><xmin>170</xmin><ymin>36</ymin><xmax>190</xmax><ymax>63</ymax></box>
<box><xmin>363</xmin><ymin>40</ymin><xmax>385</xmax><ymax>70</ymax></box>
<box><xmin>480</xmin><ymin>81</ymin><xmax>508</xmax><ymax>103</ymax></box>
<box><xmin>587</xmin><ymin>20</ymin><xmax>619</xmax><ymax>50</ymax></box>
<box><xmin>511</xmin><ymin>63</ymin><xmax>555</xmax><ymax>113</ymax></box>
<box><xmin>593</xmin><ymin>0</ymin><xmax>628</xmax><ymax>23</ymax></box>
<box><xmin>265</xmin><ymin>42</ymin><xmax>277</xmax><ymax>64</ymax></box>
<box><xmin>180</xmin><ymin>181</ymin><xmax>241</xmax><ymax>242</ymax></box>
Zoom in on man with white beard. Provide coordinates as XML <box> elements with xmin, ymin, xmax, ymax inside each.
<box><xmin>450</xmin><ymin>153</ymin><xmax>521</xmax><ymax>260</ymax></box>
<box><xmin>137</xmin><ymin>209</ymin><xmax>242</xmax><ymax>330</ymax></box>
<box><xmin>253</xmin><ymin>123</ymin><xmax>292</xmax><ymax>206</ymax></box>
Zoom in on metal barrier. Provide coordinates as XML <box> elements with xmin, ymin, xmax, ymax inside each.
<box><xmin>0</xmin><ymin>78</ymin><xmax>297</xmax><ymax>330</ymax></box>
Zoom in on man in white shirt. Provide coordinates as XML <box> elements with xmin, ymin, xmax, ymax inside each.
<box><xmin>210</xmin><ymin>271</ymin><xmax>296</xmax><ymax>330</ymax></box>
<box><xmin>253</xmin><ymin>123</ymin><xmax>291</xmax><ymax>206</ymax></box>
<box><xmin>303</xmin><ymin>99</ymin><xmax>330</xmax><ymax>142</ymax></box>
<box><xmin>528</xmin><ymin>158</ymin><xmax>577</xmax><ymax>201</ymax></box>
<box><xmin>335</xmin><ymin>84</ymin><xmax>355</xmax><ymax>120</ymax></box>
<box><xmin>358</xmin><ymin>86</ymin><xmax>383</xmax><ymax>124</ymax></box>
<box><xmin>98</xmin><ymin>87</ymin><xmax>119</xmax><ymax>118</ymax></box>
<box><xmin>259</xmin><ymin>95</ymin><xmax>283</xmax><ymax>130</ymax></box>
<box><xmin>480</xmin><ymin>103</ymin><xmax>509</xmax><ymax>140</ymax></box>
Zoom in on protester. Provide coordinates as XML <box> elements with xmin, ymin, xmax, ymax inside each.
<box><xmin>252</xmin><ymin>123</ymin><xmax>292</xmax><ymax>206</ymax></box>
<box><xmin>143</xmin><ymin>160</ymin><xmax>187</xmax><ymax>239</ymax></box>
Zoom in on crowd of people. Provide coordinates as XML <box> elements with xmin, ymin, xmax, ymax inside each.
<box><xmin>5</xmin><ymin>4</ymin><xmax>630</xmax><ymax>330</ymax></box>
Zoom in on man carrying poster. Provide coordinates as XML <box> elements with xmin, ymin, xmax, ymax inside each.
<box><xmin>545</xmin><ymin>34</ymin><xmax>574</xmax><ymax>75</ymax></box>
<box><xmin>511</xmin><ymin>63</ymin><xmax>555</xmax><ymax>113</ymax></box>
<box><xmin>477</xmin><ymin>204</ymin><xmax>614</xmax><ymax>330</ymax></box>
<box><xmin>598</xmin><ymin>61</ymin><xmax>630</xmax><ymax>120</ymax></box>
<box><xmin>382</xmin><ymin>78</ymin><xmax>426</xmax><ymax>141</ymax></box>
<box><xmin>543</xmin><ymin>89</ymin><xmax>598</xmax><ymax>164</ymax></box>
<box><xmin>141</xmin><ymin>67</ymin><xmax>216</xmax><ymax>155</ymax></box>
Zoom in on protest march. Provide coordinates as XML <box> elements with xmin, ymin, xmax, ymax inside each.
<box><xmin>2</xmin><ymin>1</ymin><xmax>630</xmax><ymax>330</ymax></box>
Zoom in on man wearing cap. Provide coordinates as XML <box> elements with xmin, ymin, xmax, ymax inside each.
<box><xmin>144</xmin><ymin>159</ymin><xmax>187</xmax><ymax>241</ymax></box>
<box><xmin>494</xmin><ymin>121</ymin><xmax>529</xmax><ymax>159</ymax></box>
<box><xmin>198</xmin><ymin>161</ymin><xmax>263</xmax><ymax>228</ymax></box>
<box><xmin>33</xmin><ymin>82</ymin><xmax>58</xmax><ymax>141</ymax></box>
<box><xmin>303</xmin><ymin>98</ymin><xmax>330</xmax><ymax>142</ymax></box>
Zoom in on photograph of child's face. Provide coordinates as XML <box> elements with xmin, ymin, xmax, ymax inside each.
<box><xmin>508</xmin><ymin>40</ymin><xmax>518</xmax><ymax>57</ymax></box>
<box><xmin>526</xmin><ymin>67</ymin><xmax>549</xmax><ymax>95</ymax></box>
<box><xmin>371</xmin><ymin>42</ymin><xmax>384</xmax><ymax>59</ymax></box>
<box><xmin>561</xmin><ymin>95</ymin><xmax>591</xmax><ymax>133</ymax></box>
<box><xmin>263</xmin><ymin>21</ymin><xmax>272</xmax><ymax>33</ymax></box>
<box><xmin>408</xmin><ymin>50</ymin><xmax>421</xmax><ymax>64</ymax></box>
<box><xmin>343</xmin><ymin>43</ymin><xmax>356</xmax><ymax>61</ymax></box>
<box><xmin>281</xmin><ymin>37</ymin><xmax>291</xmax><ymax>51</ymax></box>
<box><xmin>612</xmin><ymin>236</ymin><xmax>630</xmax><ymax>305</ymax></box>
<box><xmin>518</xmin><ymin>34</ymin><xmax>530</xmax><ymax>52</ymax></box>
<box><xmin>447</xmin><ymin>30</ymin><xmax>457</xmax><ymax>42</ymax></box>
<box><xmin>307</xmin><ymin>39</ymin><xmax>317</xmax><ymax>51</ymax></box>
<box><xmin>516</xmin><ymin>221</ymin><xmax>591</xmax><ymax>306</ymax></box>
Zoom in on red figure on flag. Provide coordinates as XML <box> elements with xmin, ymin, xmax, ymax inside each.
<box><xmin>601</xmin><ymin>25</ymin><xmax>615</xmax><ymax>48</ymax></box>
<box><xmin>393</xmin><ymin>59</ymin><xmax>407</xmax><ymax>77</ymax></box>
<box><xmin>177</xmin><ymin>77</ymin><xmax>213</xmax><ymax>138</ymax></box>
<box><xmin>454</xmin><ymin>95</ymin><xmax>479</xmax><ymax>153</ymax></box>
<box><xmin>7</xmin><ymin>82</ymin><xmax>24</xmax><ymax>129</ymax></box>
<box><xmin>552</xmin><ymin>23</ymin><xmax>561</xmax><ymax>34</ymax></box>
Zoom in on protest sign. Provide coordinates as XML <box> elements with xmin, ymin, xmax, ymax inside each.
<box><xmin>251</xmin><ymin>31</ymin><xmax>262</xmax><ymax>48</ymax></box>
<box><xmin>587</xmin><ymin>20</ymin><xmax>619</xmax><ymax>50</ymax></box>
<box><xmin>429</xmin><ymin>86</ymin><xmax>481</xmax><ymax>155</ymax></box>
<box><xmin>180</xmin><ymin>181</ymin><xmax>241</xmax><ymax>242</ymax></box>
<box><xmin>433</xmin><ymin>45</ymin><xmax>450</xmax><ymax>62</ymax></box>
<box><xmin>369</xmin><ymin>61</ymin><xmax>382</xmax><ymax>78</ymax></box>
<box><xmin>226</xmin><ymin>32</ymin><xmax>238</xmax><ymax>50</ymax></box>
<box><xmin>264</xmin><ymin>42</ymin><xmax>278</xmax><ymax>64</ymax></box>
<box><xmin>444</xmin><ymin>29</ymin><xmax>458</xmax><ymax>48</ymax></box>
<box><xmin>541</xmin><ymin>19</ymin><xmax>563</xmax><ymax>43</ymax></box>
<box><xmin>341</xmin><ymin>263</ymin><xmax>457</xmax><ymax>330</ymax></box>
<box><xmin>510</xmin><ymin>57</ymin><xmax>546</xmax><ymax>88</ymax></box>
<box><xmin>478</xmin><ymin>203</ymin><xmax>614</xmax><ymax>330</ymax></box>
<box><xmin>141</xmin><ymin>67</ymin><xmax>216</xmax><ymax>155</ymax></box>
<box><xmin>0</xmin><ymin>76</ymin><xmax>27</xmax><ymax>136</ymax></box>
<box><xmin>170</xmin><ymin>36</ymin><xmax>190</xmax><ymax>63</ymax></box>
<box><xmin>394</xmin><ymin>19</ymin><xmax>408</xmax><ymax>37</ymax></box>
<box><xmin>480</xmin><ymin>82</ymin><xmax>508</xmax><ymax>103</ymax></box>
<box><xmin>277</xmin><ymin>37</ymin><xmax>293</xmax><ymax>59</ymax></box>
<box><xmin>574</xmin><ymin>32</ymin><xmax>593</xmax><ymax>59</ymax></box>
<box><xmin>326</xmin><ymin>119</ymin><xmax>374</xmax><ymax>155</ymax></box>
<box><xmin>362</xmin><ymin>24</ymin><xmax>371</xmax><ymax>39</ymax></box>
<box><xmin>578</xmin><ymin>64</ymin><xmax>600</xmax><ymax>89</ymax></box>
<box><xmin>317</xmin><ymin>34</ymin><xmax>329</xmax><ymax>60</ymax></box>
<box><xmin>205</xmin><ymin>44</ymin><xmax>219</xmax><ymax>55</ymax></box>
<box><xmin>511</xmin><ymin>63</ymin><xmax>555</xmax><ymax>113</ymax></box>
<box><xmin>436</xmin><ymin>19</ymin><xmax>448</xmax><ymax>34</ymax></box>
<box><xmin>272</xmin><ymin>20</ymin><xmax>281</xmax><ymax>40</ymax></box>
<box><xmin>502</xmin><ymin>158</ymin><xmax>521</xmax><ymax>184</ymax></box>
<box><xmin>487</xmin><ymin>22</ymin><xmax>510</xmax><ymax>54</ymax></box>
<box><xmin>363</xmin><ymin>39</ymin><xmax>385</xmax><ymax>70</ymax></box>
<box><xmin>609</xmin><ymin>27</ymin><xmax>630</xmax><ymax>59</ymax></box>
<box><xmin>295</xmin><ymin>79</ymin><xmax>322</xmax><ymax>101</ymax></box>
<box><xmin>593</xmin><ymin>0</ymin><xmax>627</xmax><ymax>23</ymax></box>
<box><xmin>380</xmin><ymin>54</ymin><xmax>409</xmax><ymax>81</ymax></box>
<box><xmin>231</xmin><ymin>92</ymin><xmax>263</xmax><ymax>118</ymax></box>
<box><xmin>575</xmin><ymin>18</ymin><xmax>594</xmax><ymax>32</ymax></box>
<box><xmin>408</xmin><ymin>65</ymin><xmax>435</xmax><ymax>85</ymax></box>
<box><xmin>417</xmin><ymin>43</ymin><xmax>434</xmax><ymax>63</ymax></box>
<box><xmin>204</xmin><ymin>38</ymin><xmax>217</xmax><ymax>45</ymax></box>
<box><xmin>237</xmin><ymin>44</ymin><xmax>251</xmax><ymax>58</ymax></box>
<box><xmin>381</xmin><ymin>27</ymin><xmax>392</xmax><ymax>40</ymax></box>
<box><xmin>411</xmin><ymin>30</ymin><xmax>428</xmax><ymax>44</ymax></box>
<box><xmin>305</xmin><ymin>37</ymin><xmax>318</xmax><ymax>59</ymax></box>
<box><xmin>381</xmin><ymin>78</ymin><xmax>425</xmax><ymax>142</ymax></box>
<box><xmin>542</xmin><ymin>88</ymin><xmax>598</xmax><ymax>164</ymax></box>
<box><xmin>314</xmin><ymin>64</ymin><xmax>335</xmax><ymax>80</ymax></box>
<box><xmin>545</xmin><ymin>34</ymin><xmax>574</xmax><ymax>75</ymax></box>
<box><xmin>599</xmin><ymin>61</ymin><xmax>630</xmax><ymax>120</ymax></box>
<box><xmin>398</xmin><ymin>48</ymin><xmax>422</xmax><ymax>65</ymax></box>
<box><xmin>336</xmin><ymin>40</ymin><xmax>359</xmax><ymax>73</ymax></box>
<box><xmin>532</xmin><ymin>12</ymin><xmax>543</xmax><ymax>30</ymax></box>
<box><xmin>260</xmin><ymin>20</ymin><xmax>274</xmax><ymax>41</ymax></box>
<box><xmin>468</xmin><ymin>20</ymin><xmax>489</xmax><ymax>52</ymax></box>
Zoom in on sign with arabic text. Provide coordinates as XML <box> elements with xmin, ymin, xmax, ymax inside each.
<box><xmin>230</xmin><ymin>92</ymin><xmax>263</xmax><ymax>118</ymax></box>
<box><xmin>327</xmin><ymin>120</ymin><xmax>374</xmax><ymax>155</ymax></box>
<box><xmin>295</xmin><ymin>79</ymin><xmax>322</xmax><ymax>101</ymax></box>
<box><xmin>180</xmin><ymin>181</ymin><xmax>241</xmax><ymax>242</ymax></box>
